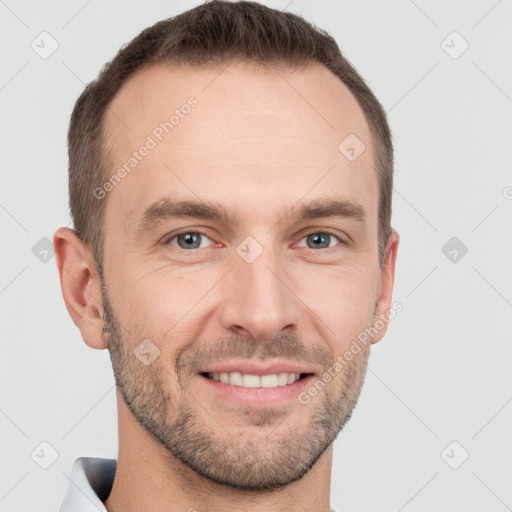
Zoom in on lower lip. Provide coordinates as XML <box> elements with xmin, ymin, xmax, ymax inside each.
<box><xmin>198</xmin><ymin>374</ymin><xmax>315</xmax><ymax>407</ymax></box>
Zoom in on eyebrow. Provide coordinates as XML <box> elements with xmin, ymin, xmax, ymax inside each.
<box><xmin>134</xmin><ymin>195</ymin><xmax>367</xmax><ymax>235</ymax></box>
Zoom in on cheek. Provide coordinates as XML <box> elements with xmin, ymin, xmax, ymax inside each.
<box><xmin>294</xmin><ymin>264</ymin><xmax>378</xmax><ymax>349</ymax></box>
<box><xmin>112</xmin><ymin>261</ymin><xmax>217</xmax><ymax>341</ymax></box>
<box><xmin>109</xmin><ymin>251</ymin><xmax>380</xmax><ymax>353</ymax></box>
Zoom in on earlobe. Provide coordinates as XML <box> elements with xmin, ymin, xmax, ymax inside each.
<box><xmin>53</xmin><ymin>227</ymin><xmax>107</xmax><ymax>350</ymax></box>
<box><xmin>371</xmin><ymin>229</ymin><xmax>400</xmax><ymax>344</ymax></box>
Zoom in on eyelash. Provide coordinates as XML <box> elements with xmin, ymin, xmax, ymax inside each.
<box><xmin>163</xmin><ymin>229</ymin><xmax>346</xmax><ymax>252</ymax></box>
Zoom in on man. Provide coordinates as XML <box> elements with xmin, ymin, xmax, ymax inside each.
<box><xmin>54</xmin><ymin>1</ymin><xmax>399</xmax><ymax>511</ymax></box>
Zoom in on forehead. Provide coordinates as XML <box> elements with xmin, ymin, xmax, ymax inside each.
<box><xmin>102</xmin><ymin>61</ymin><xmax>377</xmax><ymax>230</ymax></box>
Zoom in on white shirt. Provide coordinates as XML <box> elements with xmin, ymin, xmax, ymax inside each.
<box><xmin>60</xmin><ymin>457</ymin><xmax>340</xmax><ymax>512</ymax></box>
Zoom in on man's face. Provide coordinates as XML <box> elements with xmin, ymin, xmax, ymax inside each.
<box><xmin>100</xmin><ymin>62</ymin><xmax>393</xmax><ymax>489</ymax></box>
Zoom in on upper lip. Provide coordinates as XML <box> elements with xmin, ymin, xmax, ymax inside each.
<box><xmin>197</xmin><ymin>359</ymin><xmax>317</xmax><ymax>377</ymax></box>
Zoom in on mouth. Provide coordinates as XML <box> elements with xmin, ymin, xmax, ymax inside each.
<box><xmin>196</xmin><ymin>361</ymin><xmax>317</xmax><ymax>407</ymax></box>
<box><xmin>200</xmin><ymin>371</ymin><xmax>311</xmax><ymax>388</ymax></box>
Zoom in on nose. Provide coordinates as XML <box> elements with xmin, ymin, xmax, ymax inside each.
<box><xmin>219</xmin><ymin>251</ymin><xmax>300</xmax><ymax>343</ymax></box>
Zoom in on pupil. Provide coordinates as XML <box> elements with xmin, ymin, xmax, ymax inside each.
<box><xmin>179</xmin><ymin>233</ymin><xmax>200</xmax><ymax>249</ymax></box>
<box><xmin>308</xmin><ymin>233</ymin><xmax>329</xmax><ymax>249</ymax></box>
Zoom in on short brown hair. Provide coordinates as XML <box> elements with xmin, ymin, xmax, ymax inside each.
<box><xmin>68</xmin><ymin>0</ymin><xmax>393</xmax><ymax>275</ymax></box>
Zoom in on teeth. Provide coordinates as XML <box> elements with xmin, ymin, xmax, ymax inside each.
<box><xmin>242</xmin><ymin>374</ymin><xmax>260</xmax><ymax>387</ymax></box>
<box><xmin>277</xmin><ymin>373</ymin><xmax>288</xmax><ymax>386</ymax></box>
<box><xmin>261</xmin><ymin>374</ymin><xmax>278</xmax><ymax>387</ymax></box>
<box><xmin>207</xmin><ymin>371</ymin><xmax>302</xmax><ymax>388</ymax></box>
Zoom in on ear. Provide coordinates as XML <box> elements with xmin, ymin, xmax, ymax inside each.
<box><xmin>53</xmin><ymin>227</ymin><xmax>107</xmax><ymax>350</ymax></box>
<box><xmin>371</xmin><ymin>229</ymin><xmax>400</xmax><ymax>344</ymax></box>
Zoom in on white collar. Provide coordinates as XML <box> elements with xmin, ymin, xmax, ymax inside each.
<box><xmin>60</xmin><ymin>456</ymin><xmax>339</xmax><ymax>512</ymax></box>
<box><xmin>60</xmin><ymin>457</ymin><xmax>116</xmax><ymax>512</ymax></box>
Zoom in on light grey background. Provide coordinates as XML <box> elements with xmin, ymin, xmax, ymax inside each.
<box><xmin>1</xmin><ymin>1</ymin><xmax>511</xmax><ymax>511</ymax></box>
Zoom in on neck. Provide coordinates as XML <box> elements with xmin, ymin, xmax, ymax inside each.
<box><xmin>104</xmin><ymin>399</ymin><xmax>334</xmax><ymax>512</ymax></box>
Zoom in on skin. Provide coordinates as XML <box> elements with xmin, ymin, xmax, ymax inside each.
<box><xmin>54</xmin><ymin>61</ymin><xmax>399</xmax><ymax>512</ymax></box>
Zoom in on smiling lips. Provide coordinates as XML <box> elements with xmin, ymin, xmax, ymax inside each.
<box><xmin>206</xmin><ymin>371</ymin><xmax>304</xmax><ymax>388</ymax></box>
<box><xmin>197</xmin><ymin>360</ymin><xmax>317</xmax><ymax>407</ymax></box>
<box><xmin>198</xmin><ymin>359</ymin><xmax>315</xmax><ymax>389</ymax></box>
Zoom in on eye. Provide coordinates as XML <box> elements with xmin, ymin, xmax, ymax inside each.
<box><xmin>166</xmin><ymin>231</ymin><xmax>214</xmax><ymax>250</ymax></box>
<box><xmin>163</xmin><ymin>229</ymin><xmax>345</xmax><ymax>252</ymax></box>
<box><xmin>297</xmin><ymin>231</ymin><xmax>343</xmax><ymax>250</ymax></box>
